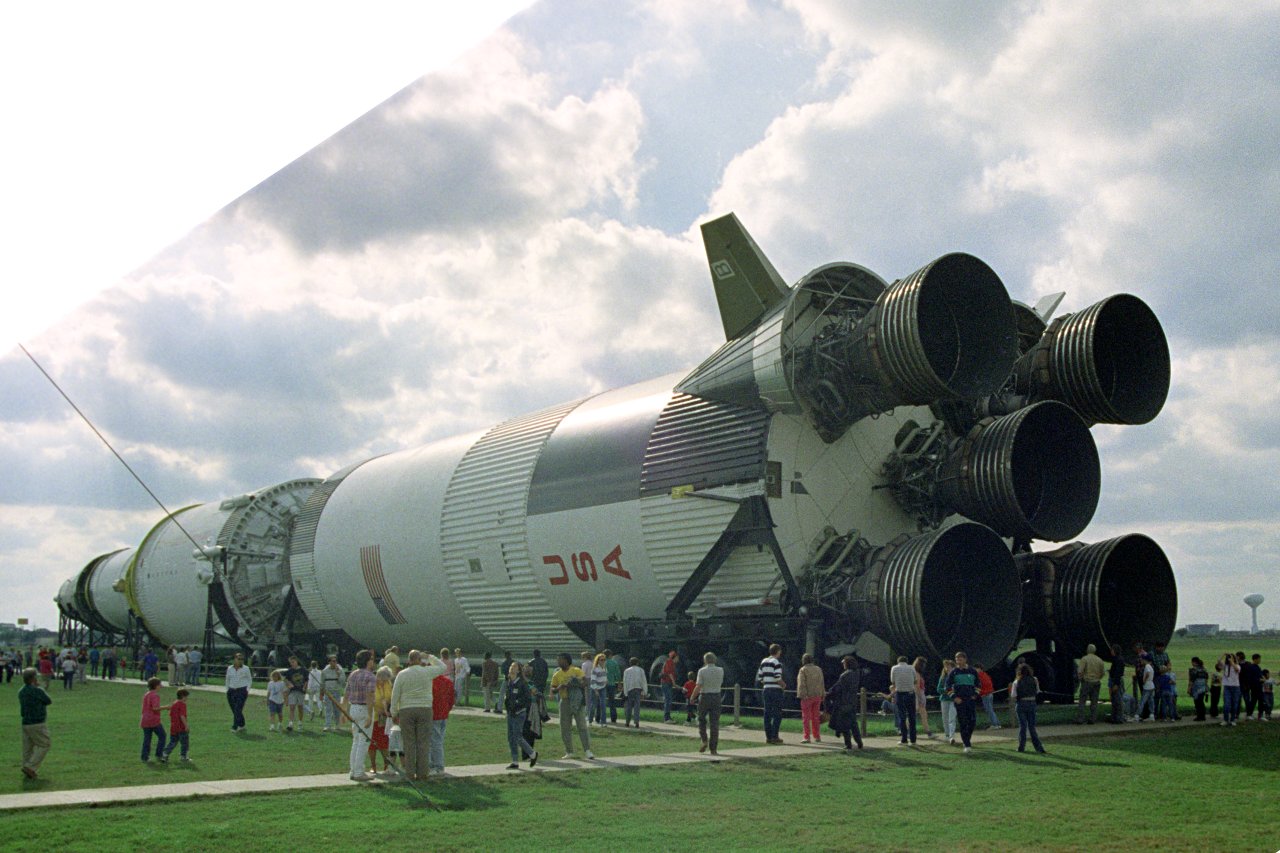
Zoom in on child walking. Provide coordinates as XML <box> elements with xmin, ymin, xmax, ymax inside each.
<box><xmin>266</xmin><ymin>670</ymin><xmax>286</xmax><ymax>731</ymax></box>
<box><xmin>161</xmin><ymin>689</ymin><xmax>191</xmax><ymax>762</ymax></box>
<box><xmin>140</xmin><ymin>677</ymin><xmax>168</xmax><ymax>762</ymax></box>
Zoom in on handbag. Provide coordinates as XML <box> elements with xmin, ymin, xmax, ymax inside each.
<box><xmin>820</xmin><ymin>710</ymin><xmax>830</xmax><ymax>724</ymax></box>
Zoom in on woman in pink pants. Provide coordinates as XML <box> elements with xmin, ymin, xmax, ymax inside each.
<box><xmin>797</xmin><ymin>653</ymin><xmax>826</xmax><ymax>743</ymax></box>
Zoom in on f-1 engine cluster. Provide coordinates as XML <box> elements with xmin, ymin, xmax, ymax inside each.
<box><xmin>57</xmin><ymin>214</ymin><xmax>1177</xmax><ymax>682</ymax></box>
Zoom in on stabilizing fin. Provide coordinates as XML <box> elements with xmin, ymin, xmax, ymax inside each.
<box><xmin>701</xmin><ymin>213</ymin><xmax>790</xmax><ymax>340</ymax></box>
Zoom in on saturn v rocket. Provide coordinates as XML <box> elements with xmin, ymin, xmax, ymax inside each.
<box><xmin>58</xmin><ymin>214</ymin><xmax>1177</xmax><ymax>680</ymax></box>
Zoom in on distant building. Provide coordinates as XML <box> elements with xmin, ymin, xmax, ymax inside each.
<box><xmin>1185</xmin><ymin>624</ymin><xmax>1220</xmax><ymax>637</ymax></box>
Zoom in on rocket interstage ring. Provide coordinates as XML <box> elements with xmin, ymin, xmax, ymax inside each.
<box><xmin>937</xmin><ymin>400</ymin><xmax>1101</xmax><ymax>542</ymax></box>
<box><xmin>849</xmin><ymin>522</ymin><xmax>1021</xmax><ymax>670</ymax></box>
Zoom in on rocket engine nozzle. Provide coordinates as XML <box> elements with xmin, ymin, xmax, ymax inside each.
<box><xmin>1016</xmin><ymin>293</ymin><xmax>1169</xmax><ymax>425</ymax></box>
<box><xmin>848</xmin><ymin>522</ymin><xmax>1021</xmax><ymax>669</ymax></box>
<box><xmin>798</xmin><ymin>253</ymin><xmax>1018</xmax><ymax>441</ymax></box>
<box><xmin>1020</xmin><ymin>534</ymin><xmax>1177</xmax><ymax>656</ymax></box>
<box><xmin>937</xmin><ymin>400</ymin><xmax>1100</xmax><ymax>542</ymax></box>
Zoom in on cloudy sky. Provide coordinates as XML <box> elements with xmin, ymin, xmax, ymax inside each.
<box><xmin>3</xmin><ymin>0</ymin><xmax>1277</xmax><ymax>632</ymax></box>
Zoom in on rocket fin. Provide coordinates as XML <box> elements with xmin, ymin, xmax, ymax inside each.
<box><xmin>701</xmin><ymin>213</ymin><xmax>790</xmax><ymax>340</ymax></box>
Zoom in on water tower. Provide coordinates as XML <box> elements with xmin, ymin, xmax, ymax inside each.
<box><xmin>1244</xmin><ymin>594</ymin><xmax>1265</xmax><ymax>634</ymax></box>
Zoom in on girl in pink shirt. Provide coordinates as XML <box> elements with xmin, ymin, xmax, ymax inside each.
<box><xmin>140</xmin><ymin>677</ymin><xmax>168</xmax><ymax>762</ymax></box>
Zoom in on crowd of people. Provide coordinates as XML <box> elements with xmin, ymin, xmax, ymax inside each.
<box><xmin>12</xmin><ymin>637</ymin><xmax>1275</xmax><ymax>783</ymax></box>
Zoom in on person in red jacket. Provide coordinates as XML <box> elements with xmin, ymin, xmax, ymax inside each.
<box><xmin>429</xmin><ymin>669</ymin><xmax>456</xmax><ymax>775</ymax></box>
<box><xmin>976</xmin><ymin>666</ymin><xmax>1002</xmax><ymax>729</ymax></box>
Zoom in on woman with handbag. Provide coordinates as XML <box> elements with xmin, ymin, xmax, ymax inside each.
<box><xmin>824</xmin><ymin>655</ymin><xmax>863</xmax><ymax>752</ymax></box>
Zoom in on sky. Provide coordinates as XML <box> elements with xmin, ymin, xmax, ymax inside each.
<box><xmin>2</xmin><ymin>0</ymin><xmax>1277</xmax><ymax>632</ymax></box>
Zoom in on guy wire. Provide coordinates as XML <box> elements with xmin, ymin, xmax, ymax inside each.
<box><xmin>19</xmin><ymin>343</ymin><xmax>209</xmax><ymax>557</ymax></box>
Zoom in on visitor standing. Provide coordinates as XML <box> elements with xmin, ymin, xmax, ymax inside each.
<box><xmin>18</xmin><ymin>668</ymin><xmax>52</xmax><ymax>779</ymax></box>
<box><xmin>452</xmin><ymin>648</ymin><xmax>470</xmax><ymax>706</ymax></box>
<box><xmin>623</xmin><ymin>657</ymin><xmax>646</xmax><ymax>727</ymax></box>
<box><xmin>529</xmin><ymin>649</ymin><xmax>549</xmax><ymax>696</ymax></box>
<box><xmin>320</xmin><ymin>655</ymin><xmax>346</xmax><ymax>731</ymax></box>
<box><xmin>590</xmin><ymin>653</ymin><xmax>609</xmax><ymax>725</ymax></box>
<box><xmin>824</xmin><ymin>655</ymin><xmax>864</xmax><ymax>752</ymax></box>
<box><xmin>889</xmin><ymin>655</ymin><xmax>917</xmax><ymax>745</ymax></box>
<box><xmin>306</xmin><ymin>661</ymin><xmax>323</xmax><ymax>720</ymax></box>
<box><xmin>976</xmin><ymin>665</ymin><xmax>1001</xmax><ymax>729</ymax></box>
<box><xmin>1076</xmin><ymin>644</ymin><xmax>1105</xmax><ymax>724</ymax></box>
<box><xmin>187</xmin><ymin>646</ymin><xmax>202</xmax><ymax>685</ymax></box>
<box><xmin>1010</xmin><ymin>664</ymin><xmax>1046</xmax><ymax>754</ymax></box>
<box><xmin>693</xmin><ymin>651</ymin><xmax>725</xmax><ymax>754</ymax></box>
<box><xmin>430</xmin><ymin>666</ymin><xmax>455</xmax><ymax>775</ymax></box>
<box><xmin>913</xmin><ymin>657</ymin><xmax>934</xmax><ymax>738</ymax></box>
<box><xmin>174</xmin><ymin>647</ymin><xmax>188</xmax><ymax>687</ymax></box>
<box><xmin>225</xmin><ymin>652</ymin><xmax>252</xmax><ymax>731</ymax></box>
<box><xmin>938</xmin><ymin>659</ymin><xmax>957</xmax><ymax>743</ymax></box>
<box><xmin>1209</xmin><ymin>661</ymin><xmax>1222</xmax><ymax>718</ymax></box>
<box><xmin>659</xmin><ymin>651</ymin><xmax>677</xmax><ymax>722</ymax></box>
<box><xmin>89</xmin><ymin>646</ymin><xmax>100</xmax><ymax>678</ymax></box>
<box><xmin>1107</xmin><ymin>645</ymin><xmax>1126</xmax><ymax>724</ymax></box>
<box><xmin>389</xmin><ymin>649</ymin><xmax>446</xmax><ymax>782</ymax></box>
<box><xmin>60</xmin><ymin>654</ymin><xmax>76</xmax><ymax>690</ymax></box>
<box><xmin>1219</xmin><ymin>652</ymin><xmax>1241</xmax><ymax>726</ymax></box>
<box><xmin>1240</xmin><ymin>653</ymin><xmax>1264</xmax><ymax>720</ymax></box>
<box><xmin>796</xmin><ymin>653</ymin><xmax>825</xmax><ymax>743</ymax></box>
<box><xmin>1138</xmin><ymin>654</ymin><xmax>1157</xmax><ymax>720</ymax></box>
<box><xmin>756</xmin><ymin>644</ymin><xmax>786</xmax><ymax>744</ymax></box>
<box><xmin>346</xmin><ymin>650</ymin><xmax>380</xmax><ymax>781</ymax></box>
<box><xmin>605</xmin><ymin>650</ymin><xmax>623</xmax><ymax>724</ymax></box>
<box><xmin>283</xmin><ymin>655</ymin><xmax>308</xmax><ymax>731</ymax></box>
<box><xmin>1188</xmin><ymin>657</ymin><xmax>1209</xmax><ymax>721</ymax></box>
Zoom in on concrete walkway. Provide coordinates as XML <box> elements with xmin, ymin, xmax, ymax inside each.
<box><xmin>2</xmin><ymin>677</ymin><xmax>1194</xmax><ymax>812</ymax></box>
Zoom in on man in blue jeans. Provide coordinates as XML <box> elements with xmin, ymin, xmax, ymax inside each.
<box><xmin>756</xmin><ymin>644</ymin><xmax>786</xmax><ymax>744</ymax></box>
<box><xmin>889</xmin><ymin>656</ymin><xmax>918</xmax><ymax>744</ymax></box>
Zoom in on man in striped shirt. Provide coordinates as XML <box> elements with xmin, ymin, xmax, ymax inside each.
<box><xmin>342</xmin><ymin>650</ymin><xmax>378</xmax><ymax>780</ymax></box>
<box><xmin>756</xmin><ymin>644</ymin><xmax>787</xmax><ymax>744</ymax></box>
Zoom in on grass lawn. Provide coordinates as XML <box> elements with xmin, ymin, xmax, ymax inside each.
<box><xmin>3</xmin><ymin>723</ymin><xmax>1278</xmax><ymax>852</ymax></box>
<box><xmin>3</xmin><ymin>679</ymin><xmax>693</xmax><ymax>795</ymax></box>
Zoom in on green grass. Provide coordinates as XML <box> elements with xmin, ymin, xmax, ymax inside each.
<box><xmin>3</xmin><ymin>724</ymin><xmax>1278</xmax><ymax>852</ymax></box>
<box><xmin>3</xmin><ymin>679</ymin><xmax>695</xmax><ymax>795</ymax></box>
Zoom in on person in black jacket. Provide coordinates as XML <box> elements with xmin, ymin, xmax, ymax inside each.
<box><xmin>824</xmin><ymin>655</ymin><xmax>864</xmax><ymax>751</ymax></box>
<box><xmin>503</xmin><ymin>663</ymin><xmax>538</xmax><ymax>770</ymax></box>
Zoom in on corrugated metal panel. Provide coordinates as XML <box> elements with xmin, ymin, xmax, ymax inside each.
<box><xmin>699</xmin><ymin>543</ymin><xmax>784</xmax><ymax>610</ymax></box>
<box><xmin>639</xmin><ymin>483</ymin><xmax>764</xmax><ymax>619</ymax></box>
<box><xmin>440</xmin><ymin>400</ymin><xmax>585</xmax><ymax>652</ymax></box>
<box><xmin>290</xmin><ymin>460</ymin><xmax>374</xmax><ymax>630</ymax></box>
<box><xmin>640</xmin><ymin>394</ymin><xmax>770</xmax><ymax>496</ymax></box>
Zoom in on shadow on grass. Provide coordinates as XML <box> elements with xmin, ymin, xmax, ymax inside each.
<box><xmin>1052</xmin><ymin>724</ymin><xmax>1280</xmax><ymax>772</ymax></box>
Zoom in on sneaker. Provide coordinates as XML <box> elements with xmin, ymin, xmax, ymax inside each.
<box><xmin>963</xmin><ymin>746</ymin><xmax>972</xmax><ymax>754</ymax></box>
<box><xmin>529</xmin><ymin>751</ymin><xmax>538</xmax><ymax>768</ymax></box>
<box><xmin>157</xmin><ymin>756</ymin><xmax>168</xmax><ymax>763</ymax></box>
<box><xmin>1220</xmin><ymin>721</ymin><xmax>1229</xmax><ymax>726</ymax></box>
<box><xmin>562</xmin><ymin>753</ymin><xmax>575</xmax><ymax>760</ymax></box>
<box><xmin>286</xmin><ymin>723</ymin><xmax>294</xmax><ymax>731</ymax></box>
<box><xmin>990</xmin><ymin>724</ymin><xmax>1002</xmax><ymax>730</ymax></box>
<box><xmin>506</xmin><ymin>763</ymin><xmax>519</xmax><ymax>770</ymax></box>
<box><xmin>21</xmin><ymin>766</ymin><xmax>36</xmax><ymax>779</ymax></box>
<box><xmin>585</xmin><ymin>750</ymin><xmax>595</xmax><ymax>760</ymax></box>
<box><xmin>801</xmin><ymin>737</ymin><xmax>810</xmax><ymax>743</ymax></box>
<box><xmin>180</xmin><ymin>757</ymin><xmax>192</xmax><ymax>763</ymax></box>
<box><xmin>699</xmin><ymin>742</ymin><xmax>708</xmax><ymax>753</ymax></box>
<box><xmin>349</xmin><ymin>773</ymin><xmax>372</xmax><ymax>782</ymax></box>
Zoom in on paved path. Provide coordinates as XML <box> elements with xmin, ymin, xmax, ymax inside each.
<box><xmin>2</xmin><ymin>677</ymin><xmax>1192</xmax><ymax>812</ymax></box>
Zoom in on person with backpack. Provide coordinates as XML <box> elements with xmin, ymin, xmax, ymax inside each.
<box><xmin>550</xmin><ymin>652</ymin><xmax>594</xmax><ymax>759</ymax></box>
